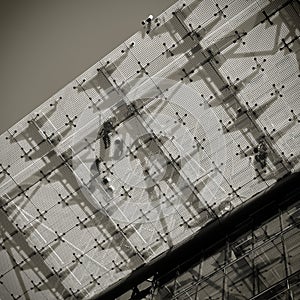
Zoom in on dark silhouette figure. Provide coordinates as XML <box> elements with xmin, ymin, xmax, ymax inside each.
<box><xmin>254</xmin><ymin>139</ymin><xmax>268</xmax><ymax>168</ymax></box>
<box><xmin>98</xmin><ymin>119</ymin><xmax>114</xmax><ymax>149</ymax></box>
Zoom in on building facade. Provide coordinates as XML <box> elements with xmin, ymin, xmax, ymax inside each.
<box><xmin>0</xmin><ymin>0</ymin><xmax>300</xmax><ymax>299</ymax></box>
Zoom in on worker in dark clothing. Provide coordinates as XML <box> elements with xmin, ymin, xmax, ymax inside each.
<box><xmin>98</xmin><ymin>119</ymin><xmax>114</xmax><ymax>149</ymax></box>
<box><xmin>254</xmin><ymin>139</ymin><xmax>268</xmax><ymax>168</ymax></box>
<box><xmin>102</xmin><ymin>176</ymin><xmax>114</xmax><ymax>195</ymax></box>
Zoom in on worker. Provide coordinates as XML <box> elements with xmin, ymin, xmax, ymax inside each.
<box><xmin>98</xmin><ymin>118</ymin><xmax>115</xmax><ymax>149</ymax></box>
<box><xmin>102</xmin><ymin>176</ymin><xmax>114</xmax><ymax>195</ymax></box>
<box><xmin>254</xmin><ymin>139</ymin><xmax>268</xmax><ymax>168</ymax></box>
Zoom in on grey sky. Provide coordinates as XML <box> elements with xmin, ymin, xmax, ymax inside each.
<box><xmin>0</xmin><ymin>0</ymin><xmax>177</xmax><ymax>134</ymax></box>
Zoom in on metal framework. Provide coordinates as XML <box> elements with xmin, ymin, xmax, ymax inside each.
<box><xmin>93</xmin><ymin>171</ymin><xmax>300</xmax><ymax>299</ymax></box>
<box><xmin>0</xmin><ymin>0</ymin><xmax>300</xmax><ymax>299</ymax></box>
<box><xmin>157</xmin><ymin>194</ymin><xmax>300</xmax><ymax>300</ymax></box>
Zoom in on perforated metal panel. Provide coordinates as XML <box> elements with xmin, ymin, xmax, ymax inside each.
<box><xmin>0</xmin><ymin>0</ymin><xmax>299</xmax><ymax>299</ymax></box>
